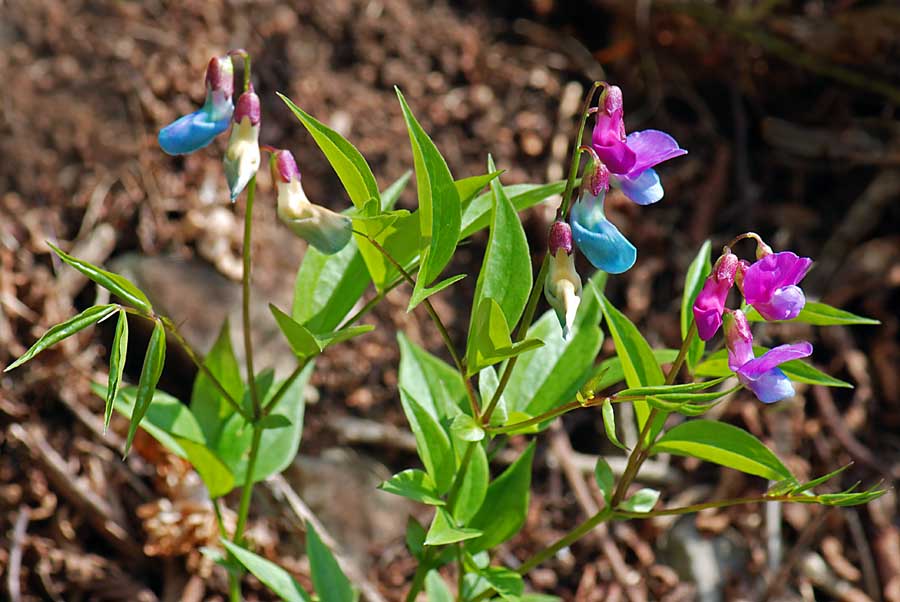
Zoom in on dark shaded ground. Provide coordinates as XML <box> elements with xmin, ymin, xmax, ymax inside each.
<box><xmin>1</xmin><ymin>1</ymin><xmax>899</xmax><ymax>601</ymax></box>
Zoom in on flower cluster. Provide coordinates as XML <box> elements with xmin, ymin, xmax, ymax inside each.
<box><xmin>693</xmin><ymin>237</ymin><xmax>814</xmax><ymax>403</ymax></box>
<box><xmin>156</xmin><ymin>51</ymin><xmax>351</xmax><ymax>254</ymax></box>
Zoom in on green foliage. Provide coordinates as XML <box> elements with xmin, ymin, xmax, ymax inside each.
<box><xmin>652</xmin><ymin>420</ymin><xmax>793</xmax><ymax>480</ymax></box>
<box><xmin>306</xmin><ymin>521</ymin><xmax>356</xmax><ymax>602</ymax></box>
<box><xmin>190</xmin><ymin>320</ymin><xmax>244</xmax><ymax>444</ymax></box>
<box><xmin>681</xmin><ymin>240</ymin><xmax>711</xmax><ymax>370</ymax></box>
<box><xmin>694</xmin><ymin>347</ymin><xmax>852</xmax><ymax>388</ymax></box>
<box><xmin>746</xmin><ymin>301</ymin><xmax>879</xmax><ymax>326</ymax></box>
<box><xmin>452</xmin><ymin>443</ymin><xmax>489</xmax><ymax>524</ymax></box>
<box><xmin>599</xmin><ymin>295</ymin><xmax>666</xmax><ymax>432</ymax></box>
<box><xmin>104</xmin><ymin>309</ymin><xmax>129</xmax><ymax>429</ymax></box>
<box><xmin>400</xmin><ymin>388</ymin><xmax>455</xmax><ymax>493</ymax></box>
<box><xmin>593</xmin><ymin>457</ymin><xmax>614</xmax><ymax>504</ymax></box>
<box><xmin>48</xmin><ymin>243</ymin><xmax>153</xmax><ymax>312</ymax></box>
<box><xmin>426</xmin><ymin>570</ymin><xmax>454</xmax><ymax>602</ymax></box>
<box><xmin>378</xmin><ymin>469</ymin><xmax>445</xmax><ymax>506</ymax></box>
<box><xmin>466</xmin><ymin>298</ymin><xmax>543</xmax><ymax>376</ymax></box>
<box><xmin>601</xmin><ymin>397</ymin><xmax>628</xmax><ymax>451</ymax></box>
<box><xmin>395</xmin><ymin>88</ymin><xmax>463</xmax><ymax>308</ymax></box>
<box><xmin>124</xmin><ymin>319</ymin><xmax>166</xmax><ymax>455</ymax></box>
<box><xmin>222</xmin><ymin>540</ymin><xmax>312</xmax><ymax>602</ymax></box>
<box><xmin>467</xmin><ymin>442</ymin><xmax>535</xmax><ymax>553</ymax></box>
<box><xmin>620</xmin><ymin>488</ymin><xmax>661</xmax><ymax>513</ymax></box>
<box><xmin>398</xmin><ymin>333</ymin><xmax>467</xmax><ymax>421</ymax></box>
<box><xmin>426</xmin><ymin>508</ymin><xmax>484</xmax><ymax>545</ymax></box>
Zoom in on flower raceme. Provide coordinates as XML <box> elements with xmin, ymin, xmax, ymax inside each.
<box><xmin>224</xmin><ymin>86</ymin><xmax>261</xmax><ymax>201</ymax></box>
<box><xmin>590</xmin><ymin>85</ymin><xmax>687</xmax><ymax>206</ymax></box>
<box><xmin>271</xmin><ymin>149</ymin><xmax>352</xmax><ymax>255</ymax></box>
<box><xmin>543</xmin><ymin>222</ymin><xmax>582</xmax><ymax>339</ymax></box>
<box><xmin>724</xmin><ymin>309</ymin><xmax>813</xmax><ymax>403</ymax></box>
<box><xmin>158</xmin><ymin>55</ymin><xmax>235</xmax><ymax>156</ymax></box>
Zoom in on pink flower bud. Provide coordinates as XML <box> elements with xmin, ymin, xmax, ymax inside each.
<box><xmin>271</xmin><ymin>149</ymin><xmax>300</xmax><ymax>183</ymax></box>
<box><xmin>205</xmin><ymin>55</ymin><xmax>234</xmax><ymax>98</ymax></box>
<box><xmin>233</xmin><ymin>86</ymin><xmax>261</xmax><ymax>125</ymax></box>
<box><xmin>549</xmin><ymin>221</ymin><xmax>573</xmax><ymax>256</ymax></box>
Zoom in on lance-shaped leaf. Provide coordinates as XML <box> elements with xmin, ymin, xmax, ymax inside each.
<box><xmin>400</xmin><ymin>388</ymin><xmax>455</xmax><ymax>493</ymax></box>
<box><xmin>105</xmin><ymin>309</ymin><xmax>129</xmax><ymax>429</ymax></box>
<box><xmin>176</xmin><ymin>438</ymin><xmax>234</xmax><ymax>498</ymax></box>
<box><xmin>466</xmin><ymin>298</ymin><xmax>543</xmax><ymax>377</ymax></box>
<box><xmin>466</xmin><ymin>442</ymin><xmax>535</xmax><ymax>553</ymax></box>
<box><xmin>651</xmin><ymin>420</ymin><xmax>793</xmax><ymax>481</ymax></box>
<box><xmin>306</xmin><ymin>522</ymin><xmax>355</xmax><ymax>602</ymax></box>
<box><xmin>452</xmin><ymin>442</ymin><xmax>488</xmax><ymax>524</ymax></box>
<box><xmin>396</xmin><ymin>88</ymin><xmax>462</xmax><ymax>300</ymax></box>
<box><xmin>378</xmin><ymin>469</ymin><xmax>445</xmax><ymax>506</ymax></box>
<box><xmin>190</xmin><ymin>320</ymin><xmax>243</xmax><ymax>446</ymax></box>
<box><xmin>222</xmin><ymin>540</ymin><xmax>312</xmax><ymax>602</ymax></box>
<box><xmin>48</xmin><ymin>243</ymin><xmax>151</xmax><ymax>312</ymax></box>
<box><xmin>456</xmin><ymin>171</ymin><xmax>502</xmax><ymax>207</ymax></box>
<box><xmin>270</xmin><ymin>304</ymin><xmax>373</xmax><ymax>359</ymax></box>
<box><xmin>278</xmin><ymin>93</ymin><xmax>380</xmax><ymax>211</ymax></box>
<box><xmin>426</xmin><ymin>570</ymin><xmax>454</xmax><ymax>602</ymax></box>
<box><xmin>594</xmin><ymin>457</ymin><xmax>614</xmax><ymax>504</ymax></box>
<box><xmin>460</xmin><ymin>181</ymin><xmax>567</xmax><ymax>239</ymax></box>
<box><xmin>681</xmin><ymin>240</ymin><xmax>711</xmax><ymax>370</ymax></box>
<box><xmin>425</xmin><ymin>508</ymin><xmax>483</xmax><ymax>546</ymax></box>
<box><xmin>746</xmin><ymin>301</ymin><xmax>879</xmax><ymax>326</ymax></box>
<box><xmin>124</xmin><ymin>319</ymin><xmax>167</xmax><ymax>455</ymax></box>
<box><xmin>601</xmin><ymin>398</ymin><xmax>628</xmax><ymax>451</ymax></box>
<box><xmin>5</xmin><ymin>304</ymin><xmax>118</xmax><ymax>372</ymax></box>
<box><xmin>480</xmin><ymin>567</ymin><xmax>524</xmax><ymax>601</ymax></box>
<box><xmin>599</xmin><ymin>295</ymin><xmax>665</xmax><ymax>431</ymax></box>
<box><xmin>398</xmin><ymin>333</ymin><xmax>467</xmax><ymax>422</ymax></box>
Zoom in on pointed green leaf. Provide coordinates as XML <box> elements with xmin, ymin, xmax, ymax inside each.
<box><xmin>452</xmin><ymin>443</ymin><xmax>488</xmax><ymax>524</ymax></box>
<box><xmin>270</xmin><ymin>304</ymin><xmax>322</xmax><ymax>358</ymax></box>
<box><xmin>460</xmin><ymin>181</ymin><xmax>566</xmax><ymax>239</ymax></box>
<box><xmin>400</xmin><ymin>388</ymin><xmax>455</xmax><ymax>493</ymax></box>
<box><xmin>354</xmin><ymin>210</ymin><xmax>421</xmax><ymax>292</ymax></box>
<box><xmin>105</xmin><ymin>309</ymin><xmax>129</xmax><ymax>429</ymax></box>
<box><xmin>791</xmin><ymin>463</ymin><xmax>852</xmax><ymax>495</ymax></box>
<box><xmin>480</xmin><ymin>567</ymin><xmax>524</xmax><ymax>601</ymax></box>
<box><xmin>426</xmin><ymin>570</ymin><xmax>454</xmax><ymax>602</ymax></box>
<box><xmin>406</xmin><ymin>516</ymin><xmax>427</xmax><ymax>559</ymax></box>
<box><xmin>601</xmin><ymin>398</ymin><xmax>628</xmax><ymax>452</ymax></box>
<box><xmin>451</xmin><ymin>414</ymin><xmax>485</xmax><ymax>442</ymax></box>
<box><xmin>279</xmin><ymin>94</ymin><xmax>379</xmax><ymax>210</ymax></box>
<box><xmin>466</xmin><ymin>298</ymin><xmax>543</xmax><ymax>376</ymax></box>
<box><xmin>222</xmin><ymin>540</ymin><xmax>312</xmax><ymax>602</ymax></box>
<box><xmin>468</xmin><ymin>156</ymin><xmax>531</xmax><ymax>342</ymax></box>
<box><xmin>617</xmin><ymin>377</ymin><xmax>728</xmax><ymax>397</ymax></box>
<box><xmin>176</xmin><ymin>437</ymin><xmax>234</xmax><ymax>497</ymax></box>
<box><xmin>425</xmin><ymin>508</ymin><xmax>483</xmax><ymax>545</ymax></box>
<box><xmin>398</xmin><ymin>333</ymin><xmax>467</xmax><ymax>422</ymax></box>
<box><xmin>594</xmin><ymin>457</ymin><xmax>614</xmax><ymax>504</ymax></box>
<box><xmin>456</xmin><ymin>171</ymin><xmax>503</xmax><ymax>207</ymax></box>
<box><xmin>48</xmin><ymin>243</ymin><xmax>151</xmax><ymax>312</ymax></box>
<box><xmin>258</xmin><ymin>414</ymin><xmax>292</xmax><ymax>430</ymax></box>
<box><xmin>124</xmin><ymin>319</ymin><xmax>167</xmax><ymax>455</ymax></box>
<box><xmin>467</xmin><ymin>442</ymin><xmax>535</xmax><ymax>553</ymax></box>
<box><xmin>5</xmin><ymin>304</ymin><xmax>118</xmax><ymax>372</ymax></box>
<box><xmin>407</xmin><ymin>273</ymin><xmax>467</xmax><ymax>311</ymax></box>
<box><xmin>620</xmin><ymin>488</ymin><xmax>660</xmax><ymax>513</ymax></box>
<box><xmin>293</xmin><ymin>239</ymin><xmax>370</xmax><ymax>334</ymax></box>
<box><xmin>599</xmin><ymin>295</ymin><xmax>665</xmax><ymax>430</ymax></box>
<box><xmin>505</xmin><ymin>283</ymin><xmax>604</xmax><ymax>417</ymax></box>
<box><xmin>381</xmin><ymin>170</ymin><xmax>413</xmax><ymax>211</ymax></box>
<box><xmin>652</xmin><ymin>420</ymin><xmax>793</xmax><ymax>480</ymax></box>
<box><xmin>746</xmin><ymin>301</ymin><xmax>879</xmax><ymax>326</ymax></box>
<box><xmin>190</xmin><ymin>320</ymin><xmax>244</xmax><ymax>445</ymax></box>
<box><xmin>378</xmin><ymin>469</ymin><xmax>445</xmax><ymax>506</ymax></box>
<box><xmin>681</xmin><ymin>241</ymin><xmax>711</xmax><ymax>370</ymax></box>
<box><xmin>395</xmin><ymin>88</ymin><xmax>461</xmax><ymax>291</ymax></box>
<box><xmin>306</xmin><ymin>521</ymin><xmax>355</xmax><ymax>602</ymax></box>
<box><xmin>584</xmin><ymin>349</ymin><xmax>679</xmax><ymax>395</ymax></box>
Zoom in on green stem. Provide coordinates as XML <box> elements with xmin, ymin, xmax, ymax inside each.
<box><xmin>445</xmin><ymin>442</ymin><xmax>476</xmax><ymax>511</ymax></box>
<box><xmin>481</xmin><ymin>254</ymin><xmax>550</xmax><ymax>425</ymax></box>
<box><xmin>406</xmin><ymin>548</ymin><xmax>435</xmax><ymax>602</ymax></box>
<box><xmin>613</xmin><ymin>494</ymin><xmax>813</xmax><ymax>519</ymax></box>
<box><xmin>518</xmin><ymin>508</ymin><xmax>613</xmax><ymax>575</ymax></box>
<box><xmin>557</xmin><ymin>81</ymin><xmax>604</xmax><ymax>220</ymax></box>
<box><xmin>263</xmin><ymin>358</ymin><xmax>310</xmax><ymax>414</ymax></box>
<box><xmin>233</xmin><ymin>425</ymin><xmax>264</xmax><ymax>542</ymax></box>
<box><xmin>241</xmin><ymin>176</ymin><xmax>260</xmax><ymax>416</ymax></box>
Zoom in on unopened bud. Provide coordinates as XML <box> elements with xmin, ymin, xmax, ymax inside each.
<box><xmin>724</xmin><ymin>309</ymin><xmax>754</xmax><ymax>371</ymax></box>
<box><xmin>582</xmin><ymin>158</ymin><xmax>610</xmax><ymax>197</ymax></box>
<box><xmin>233</xmin><ymin>85</ymin><xmax>261</xmax><ymax>125</ymax></box>
<box><xmin>602</xmin><ymin>85</ymin><xmax>624</xmax><ymax>116</ymax></box>
<box><xmin>713</xmin><ymin>251</ymin><xmax>739</xmax><ymax>285</ymax></box>
<box><xmin>549</xmin><ymin>221</ymin><xmax>573</xmax><ymax>256</ymax></box>
<box><xmin>205</xmin><ymin>55</ymin><xmax>234</xmax><ymax>98</ymax></box>
<box><xmin>223</xmin><ymin>87</ymin><xmax>261</xmax><ymax>201</ymax></box>
<box><xmin>544</xmin><ymin>248</ymin><xmax>583</xmax><ymax>339</ymax></box>
<box><xmin>271</xmin><ymin>149</ymin><xmax>300</xmax><ymax>183</ymax></box>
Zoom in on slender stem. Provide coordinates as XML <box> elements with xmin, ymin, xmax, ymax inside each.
<box><xmin>613</xmin><ymin>494</ymin><xmax>817</xmax><ymax>519</ymax></box>
<box><xmin>241</xmin><ymin>176</ymin><xmax>260</xmax><ymax>416</ymax></box>
<box><xmin>213</xmin><ymin>498</ymin><xmax>228</xmax><ymax>539</ymax></box>
<box><xmin>263</xmin><ymin>358</ymin><xmax>310</xmax><ymax>414</ymax></box>
<box><xmin>456</xmin><ymin>544</ymin><xmax>465</xmax><ymax>602</ymax></box>
<box><xmin>445</xmin><ymin>442</ymin><xmax>476</xmax><ymax>510</ymax></box>
<box><xmin>406</xmin><ymin>548</ymin><xmax>434</xmax><ymax>602</ymax></box>
<box><xmin>665</xmin><ymin>321</ymin><xmax>697</xmax><ymax>386</ymax></box>
<box><xmin>154</xmin><ymin>314</ymin><xmax>253</xmax><ymax>421</ymax></box>
<box><xmin>481</xmin><ymin>254</ymin><xmax>550</xmax><ymax>424</ymax></box>
<box><xmin>233</xmin><ymin>425</ymin><xmax>264</xmax><ymax>542</ymax></box>
<box><xmin>519</xmin><ymin>508</ymin><xmax>613</xmax><ymax>575</ymax></box>
<box><xmin>557</xmin><ymin>81</ymin><xmax>604</xmax><ymax>220</ymax></box>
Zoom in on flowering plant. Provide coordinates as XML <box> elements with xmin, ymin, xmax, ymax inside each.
<box><xmin>6</xmin><ymin>54</ymin><xmax>884</xmax><ymax>602</ymax></box>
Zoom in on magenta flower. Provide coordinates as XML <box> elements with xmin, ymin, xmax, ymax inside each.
<box><xmin>725</xmin><ymin>310</ymin><xmax>813</xmax><ymax>403</ymax></box>
<box><xmin>591</xmin><ymin>85</ymin><xmax>687</xmax><ymax>206</ymax></box>
<box><xmin>692</xmin><ymin>252</ymin><xmax>739</xmax><ymax>341</ymax></box>
<box><xmin>741</xmin><ymin>251</ymin><xmax>813</xmax><ymax>321</ymax></box>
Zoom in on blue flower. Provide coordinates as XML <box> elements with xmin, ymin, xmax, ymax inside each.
<box><xmin>569</xmin><ymin>185</ymin><xmax>636</xmax><ymax>274</ymax></box>
<box><xmin>158</xmin><ymin>56</ymin><xmax>234</xmax><ymax>156</ymax></box>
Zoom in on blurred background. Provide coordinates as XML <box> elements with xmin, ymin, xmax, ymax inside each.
<box><xmin>1</xmin><ymin>1</ymin><xmax>899</xmax><ymax>601</ymax></box>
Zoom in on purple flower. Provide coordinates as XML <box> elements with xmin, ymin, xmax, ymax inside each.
<box><xmin>591</xmin><ymin>85</ymin><xmax>687</xmax><ymax>206</ymax></box>
<box><xmin>741</xmin><ymin>251</ymin><xmax>813</xmax><ymax>321</ymax></box>
<box><xmin>158</xmin><ymin>56</ymin><xmax>235</xmax><ymax>156</ymax></box>
<box><xmin>692</xmin><ymin>252</ymin><xmax>739</xmax><ymax>341</ymax></box>
<box><xmin>724</xmin><ymin>310</ymin><xmax>813</xmax><ymax>403</ymax></box>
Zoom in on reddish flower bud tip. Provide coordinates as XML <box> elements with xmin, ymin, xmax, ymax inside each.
<box><xmin>549</xmin><ymin>221</ymin><xmax>573</xmax><ymax>256</ymax></box>
<box><xmin>583</xmin><ymin>159</ymin><xmax>610</xmax><ymax>197</ymax></box>
<box><xmin>234</xmin><ymin>87</ymin><xmax>261</xmax><ymax>125</ymax></box>
<box><xmin>272</xmin><ymin>150</ymin><xmax>300</xmax><ymax>183</ymax></box>
<box><xmin>603</xmin><ymin>85</ymin><xmax>623</xmax><ymax>116</ymax></box>
<box><xmin>205</xmin><ymin>55</ymin><xmax>234</xmax><ymax>97</ymax></box>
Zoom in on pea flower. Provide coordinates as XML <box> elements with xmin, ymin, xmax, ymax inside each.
<box><xmin>158</xmin><ymin>55</ymin><xmax>235</xmax><ymax>155</ymax></box>
<box><xmin>692</xmin><ymin>251</ymin><xmax>739</xmax><ymax>341</ymax></box>
<box><xmin>569</xmin><ymin>159</ymin><xmax>636</xmax><ymax>274</ymax></box>
<box><xmin>271</xmin><ymin>149</ymin><xmax>352</xmax><ymax>255</ymax></box>
<box><xmin>544</xmin><ymin>221</ymin><xmax>582</xmax><ymax>338</ymax></box>
<box><xmin>740</xmin><ymin>251</ymin><xmax>813</xmax><ymax>321</ymax></box>
<box><xmin>591</xmin><ymin>85</ymin><xmax>687</xmax><ymax>206</ymax></box>
<box><xmin>724</xmin><ymin>309</ymin><xmax>813</xmax><ymax>403</ymax></box>
<box><xmin>223</xmin><ymin>86</ymin><xmax>261</xmax><ymax>201</ymax></box>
